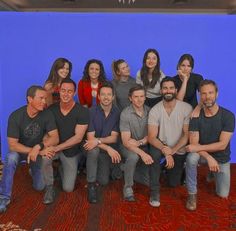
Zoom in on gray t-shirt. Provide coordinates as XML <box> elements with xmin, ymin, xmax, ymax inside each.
<box><xmin>112</xmin><ymin>77</ymin><xmax>137</xmax><ymax>111</ymax></box>
<box><xmin>120</xmin><ymin>104</ymin><xmax>150</xmax><ymax>140</ymax></box>
<box><xmin>148</xmin><ymin>100</ymin><xmax>192</xmax><ymax>154</ymax></box>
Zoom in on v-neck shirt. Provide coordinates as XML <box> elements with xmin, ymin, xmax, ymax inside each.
<box><xmin>148</xmin><ymin>100</ymin><xmax>192</xmax><ymax>154</ymax></box>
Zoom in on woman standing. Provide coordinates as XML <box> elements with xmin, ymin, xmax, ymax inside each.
<box><xmin>44</xmin><ymin>58</ymin><xmax>72</xmax><ymax>106</ymax></box>
<box><xmin>78</xmin><ymin>59</ymin><xmax>107</xmax><ymax>108</ymax></box>
<box><xmin>173</xmin><ymin>54</ymin><xmax>203</xmax><ymax>108</ymax></box>
<box><xmin>111</xmin><ymin>59</ymin><xmax>137</xmax><ymax>111</ymax></box>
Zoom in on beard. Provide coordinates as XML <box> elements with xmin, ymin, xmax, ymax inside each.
<box><xmin>162</xmin><ymin>93</ymin><xmax>176</xmax><ymax>102</ymax></box>
<box><xmin>202</xmin><ymin>99</ymin><xmax>216</xmax><ymax>108</ymax></box>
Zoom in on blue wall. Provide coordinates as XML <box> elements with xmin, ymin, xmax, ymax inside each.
<box><xmin>0</xmin><ymin>12</ymin><xmax>235</xmax><ymax>161</ymax></box>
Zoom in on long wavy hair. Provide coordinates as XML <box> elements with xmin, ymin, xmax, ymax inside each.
<box><xmin>140</xmin><ymin>48</ymin><xmax>161</xmax><ymax>88</ymax></box>
<box><xmin>82</xmin><ymin>59</ymin><xmax>107</xmax><ymax>83</ymax></box>
<box><xmin>45</xmin><ymin>58</ymin><xmax>72</xmax><ymax>87</ymax></box>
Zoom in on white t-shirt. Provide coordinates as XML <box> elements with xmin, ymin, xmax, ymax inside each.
<box><xmin>148</xmin><ymin>100</ymin><xmax>192</xmax><ymax>154</ymax></box>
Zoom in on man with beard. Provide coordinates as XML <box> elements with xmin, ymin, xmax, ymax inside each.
<box><xmin>83</xmin><ymin>82</ymin><xmax>121</xmax><ymax>203</ymax></box>
<box><xmin>185</xmin><ymin>79</ymin><xmax>235</xmax><ymax>211</ymax></box>
<box><xmin>148</xmin><ymin>77</ymin><xmax>192</xmax><ymax>207</ymax></box>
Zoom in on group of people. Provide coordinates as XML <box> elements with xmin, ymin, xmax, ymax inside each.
<box><xmin>0</xmin><ymin>48</ymin><xmax>235</xmax><ymax>214</ymax></box>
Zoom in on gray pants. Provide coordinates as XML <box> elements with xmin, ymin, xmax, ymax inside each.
<box><xmin>120</xmin><ymin>145</ymin><xmax>149</xmax><ymax>196</ymax></box>
<box><xmin>42</xmin><ymin>152</ymin><xmax>80</xmax><ymax>192</ymax></box>
<box><xmin>86</xmin><ymin>147</ymin><xmax>112</xmax><ymax>185</ymax></box>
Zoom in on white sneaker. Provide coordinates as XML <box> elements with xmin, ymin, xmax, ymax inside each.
<box><xmin>149</xmin><ymin>198</ymin><xmax>160</xmax><ymax>207</ymax></box>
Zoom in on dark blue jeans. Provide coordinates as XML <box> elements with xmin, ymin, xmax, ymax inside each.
<box><xmin>0</xmin><ymin>152</ymin><xmax>45</xmax><ymax>199</ymax></box>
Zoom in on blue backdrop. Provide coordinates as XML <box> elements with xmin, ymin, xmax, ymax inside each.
<box><xmin>0</xmin><ymin>12</ymin><xmax>235</xmax><ymax>161</ymax></box>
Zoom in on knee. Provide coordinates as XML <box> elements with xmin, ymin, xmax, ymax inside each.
<box><xmin>6</xmin><ymin>152</ymin><xmax>19</xmax><ymax>165</ymax></box>
<box><xmin>126</xmin><ymin>153</ymin><xmax>139</xmax><ymax>165</ymax></box>
<box><xmin>41</xmin><ymin>156</ymin><xmax>52</xmax><ymax>167</ymax></box>
<box><xmin>186</xmin><ymin>153</ymin><xmax>199</xmax><ymax>166</ymax></box>
<box><xmin>87</xmin><ymin>148</ymin><xmax>100</xmax><ymax>160</ymax></box>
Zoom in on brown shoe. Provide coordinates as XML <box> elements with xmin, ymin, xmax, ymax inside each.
<box><xmin>186</xmin><ymin>194</ymin><xmax>197</xmax><ymax>211</ymax></box>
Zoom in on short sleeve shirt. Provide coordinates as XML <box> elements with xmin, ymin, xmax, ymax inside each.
<box><xmin>120</xmin><ymin>104</ymin><xmax>150</xmax><ymax>140</ymax></box>
<box><xmin>189</xmin><ymin>107</ymin><xmax>235</xmax><ymax>163</ymax></box>
<box><xmin>148</xmin><ymin>100</ymin><xmax>192</xmax><ymax>154</ymax></box>
<box><xmin>49</xmin><ymin>103</ymin><xmax>89</xmax><ymax>157</ymax></box>
<box><xmin>7</xmin><ymin>106</ymin><xmax>57</xmax><ymax>150</ymax></box>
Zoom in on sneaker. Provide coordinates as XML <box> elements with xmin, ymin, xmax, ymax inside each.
<box><xmin>87</xmin><ymin>183</ymin><xmax>97</xmax><ymax>204</ymax></box>
<box><xmin>0</xmin><ymin>197</ymin><xmax>10</xmax><ymax>213</ymax></box>
<box><xmin>43</xmin><ymin>185</ymin><xmax>55</xmax><ymax>205</ymax></box>
<box><xmin>124</xmin><ymin>195</ymin><xmax>135</xmax><ymax>202</ymax></box>
<box><xmin>186</xmin><ymin>194</ymin><xmax>197</xmax><ymax>211</ymax></box>
<box><xmin>149</xmin><ymin>197</ymin><xmax>161</xmax><ymax>208</ymax></box>
<box><xmin>149</xmin><ymin>195</ymin><xmax>160</xmax><ymax>207</ymax></box>
<box><xmin>123</xmin><ymin>186</ymin><xmax>135</xmax><ymax>202</ymax></box>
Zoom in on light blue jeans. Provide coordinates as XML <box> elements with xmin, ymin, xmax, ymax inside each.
<box><xmin>186</xmin><ymin>152</ymin><xmax>230</xmax><ymax>198</ymax></box>
<box><xmin>0</xmin><ymin>152</ymin><xmax>45</xmax><ymax>200</ymax></box>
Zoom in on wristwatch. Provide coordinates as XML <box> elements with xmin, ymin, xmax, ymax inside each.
<box><xmin>97</xmin><ymin>139</ymin><xmax>102</xmax><ymax>145</ymax></box>
<box><xmin>39</xmin><ymin>142</ymin><xmax>45</xmax><ymax>151</ymax></box>
<box><xmin>139</xmin><ymin>141</ymin><xmax>144</xmax><ymax>147</ymax></box>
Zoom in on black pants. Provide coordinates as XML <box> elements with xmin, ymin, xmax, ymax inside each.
<box><xmin>145</xmin><ymin>96</ymin><xmax>162</xmax><ymax>108</ymax></box>
<box><xmin>149</xmin><ymin>145</ymin><xmax>186</xmax><ymax>197</ymax></box>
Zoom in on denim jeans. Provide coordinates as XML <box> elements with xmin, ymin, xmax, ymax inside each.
<box><xmin>0</xmin><ymin>152</ymin><xmax>45</xmax><ymax>200</ymax></box>
<box><xmin>186</xmin><ymin>152</ymin><xmax>230</xmax><ymax>197</ymax></box>
<box><xmin>42</xmin><ymin>152</ymin><xmax>80</xmax><ymax>192</ymax></box>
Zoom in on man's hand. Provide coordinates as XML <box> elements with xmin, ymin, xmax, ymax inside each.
<box><xmin>186</xmin><ymin>144</ymin><xmax>201</xmax><ymax>153</ymax></box>
<box><xmin>107</xmin><ymin>147</ymin><xmax>121</xmax><ymax>163</ymax></box>
<box><xmin>27</xmin><ymin>145</ymin><xmax>41</xmax><ymax>163</ymax></box>
<box><xmin>206</xmin><ymin>155</ymin><xmax>220</xmax><ymax>172</ymax></box>
<box><xmin>40</xmin><ymin>146</ymin><xmax>55</xmax><ymax>159</ymax></box>
<box><xmin>83</xmin><ymin>139</ymin><xmax>98</xmax><ymax>151</ymax></box>
<box><xmin>165</xmin><ymin>155</ymin><xmax>174</xmax><ymax>169</ymax></box>
<box><xmin>140</xmin><ymin>153</ymin><xmax>154</xmax><ymax>165</ymax></box>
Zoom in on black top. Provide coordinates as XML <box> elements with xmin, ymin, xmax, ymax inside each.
<box><xmin>7</xmin><ymin>106</ymin><xmax>57</xmax><ymax>151</ymax></box>
<box><xmin>189</xmin><ymin>107</ymin><xmax>235</xmax><ymax>163</ymax></box>
<box><xmin>173</xmin><ymin>73</ymin><xmax>203</xmax><ymax>108</ymax></box>
<box><xmin>49</xmin><ymin>102</ymin><xmax>89</xmax><ymax>157</ymax></box>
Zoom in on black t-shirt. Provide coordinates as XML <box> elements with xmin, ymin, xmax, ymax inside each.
<box><xmin>173</xmin><ymin>73</ymin><xmax>203</xmax><ymax>108</ymax></box>
<box><xmin>7</xmin><ymin>106</ymin><xmax>57</xmax><ymax>150</ymax></box>
<box><xmin>49</xmin><ymin>102</ymin><xmax>89</xmax><ymax>157</ymax></box>
<box><xmin>189</xmin><ymin>107</ymin><xmax>235</xmax><ymax>163</ymax></box>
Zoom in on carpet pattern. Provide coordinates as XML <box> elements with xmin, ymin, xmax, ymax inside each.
<box><xmin>0</xmin><ymin>163</ymin><xmax>236</xmax><ymax>230</ymax></box>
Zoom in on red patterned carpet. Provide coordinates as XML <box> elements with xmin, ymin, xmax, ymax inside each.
<box><xmin>0</xmin><ymin>163</ymin><xmax>236</xmax><ymax>231</ymax></box>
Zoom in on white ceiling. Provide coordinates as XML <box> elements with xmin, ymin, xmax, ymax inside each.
<box><xmin>0</xmin><ymin>0</ymin><xmax>236</xmax><ymax>14</ymax></box>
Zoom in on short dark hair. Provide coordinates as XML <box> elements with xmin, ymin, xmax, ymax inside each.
<box><xmin>128</xmin><ymin>85</ymin><xmax>146</xmax><ymax>97</ymax></box>
<box><xmin>26</xmin><ymin>85</ymin><xmax>45</xmax><ymax>101</ymax></box>
<box><xmin>60</xmin><ymin>78</ymin><xmax>77</xmax><ymax>91</ymax></box>
<box><xmin>177</xmin><ymin>54</ymin><xmax>194</xmax><ymax>70</ymax></box>
<box><xmin>98</xmin><ymin>81</ymin><xmax>114</xmax><ymax>96</ymax></box>
<box><xmin>199</xmin><ymin>79</ymin><xmax>218</xmax><ymax>93</ymax></box>
<box><xmin>160</xmin><ymin>77</ymin><xmax>177</xmax><ymax>89</ymax></box>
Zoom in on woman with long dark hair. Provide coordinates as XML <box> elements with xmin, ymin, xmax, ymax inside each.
<box><xmin>78</xmin><ymin>59</ymin><xmax>107</xmax><ymax>108</ymax></box>
<box><xmin>44</xmin><ymin>58</ymin><xmax>72</xmax><ymax>106</ymax></box>
<box><xmin>136</xmin><ymin>48</ymin><xmax>165</xmax><ymax>108</ymax></box>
